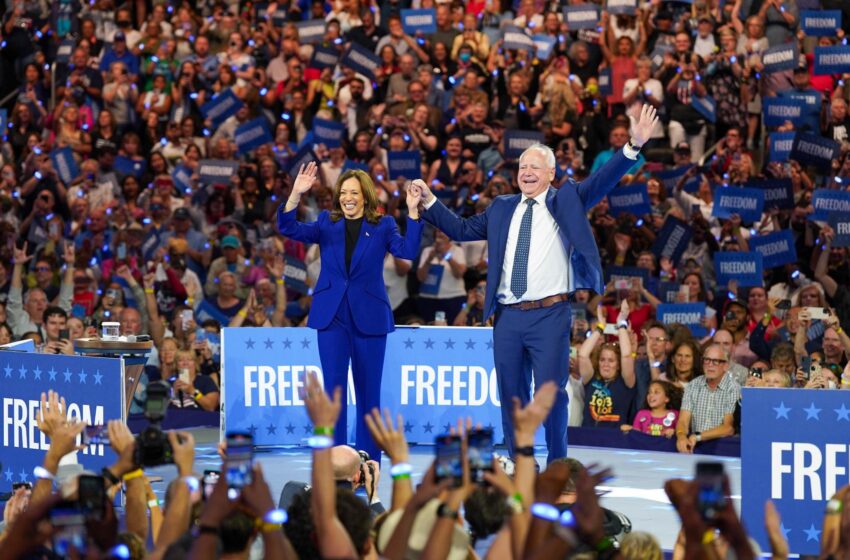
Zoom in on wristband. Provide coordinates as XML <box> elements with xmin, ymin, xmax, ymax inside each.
<box><xmin>276</xmin><ymin>278</ymin><xmax>285</xmax><ymax>286</ymax></box>
<box><xmin>390</xmin><ymin>463</ymin><xmax>413</xmax><ymax>480</ymax></box>
<box><xmin>826</xmin><ymin>498</ymin><xmax>843</xmax><ymax>514</ymax></box>
<box><xmin>595</xmin><ymin>322</ymin><xmax>605</xmax><ymax>333</ymax></box>
<box><xmin>436</xmin><ymin>502</ymin><xmax>459</xmax><ymax>519</ymax></box>
<box><xmin>148</xmin><ymin>498</ymin><xmax>160</xmax><ymax>508</ymax></box>
<box><xmin>313</xmin><ymin>426</ymin><xmax>334</xmax><ymax>436</ymax></box>
<box><xmin>193</xmin><ymin>390</ymin><xmax>203</xmax><ymax>401</ymax></box>
<box><xmin>306</xmin><ymin>435</ymin><xmax>333</xmax><ymax>449</ymax></box>
<box><xmin>595</xmin><ymin>536</ymin><xmax>615</xmax><ymax>552</ymax></box>
<box><xmin>237</xmin><ymin>309</ymin><xmax>247</xmax><ymax>318</ymax></box>
<box><xmin>123</xmin><ymin>469</ymin><xmax>144</xmax><ymax>482</ymax></box>
<box><xmin>837</xmin><ymin>327</ymin><xmax>844</xmax><ymax>335</ymax></box>
<box><xmin>617</xmin><ymin>321</ymin><xmax>628</xmax><ymax>330</ymax></box>
<box><xmin>530</xmin><ymin>502</ymin><xmax>559</xmax><ymax>521</ymax></box>
<box><xmin>702</xmin><ymin>529</ymin><xmax>717</xmax><ymax>545</ymax></box>
<box><xmin>630</xmin><ymin>352</ymin><xmax>637</xmax><ymax>358</ymax></box>
<box><xmin>102</xmin><ymin>467</ymin><xmax>121</xmax><ymax>486</ymax></box>
<box><xmin>505</xmin><ymin>493</ymin><xmax>523</xmax><ymax>514</ymax></box>
<box><xmin>515</xmin><ymin>445</ymin><xmax>535</xmax><ymax>457</ymax></box>
<box><xmin>144</xmin><ymin>288</ymin><xmax>154</xmax><ymax>294</ymax></box>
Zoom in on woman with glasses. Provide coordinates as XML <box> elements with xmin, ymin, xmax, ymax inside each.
<box><xmin>578</xmin><ymin>301</ymin><xmax>637</xmax><ymax>428</ymax></box>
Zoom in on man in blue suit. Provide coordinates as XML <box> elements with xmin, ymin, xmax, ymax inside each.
<box><xmin>410</xmin><ymin>105</ymin><xmax>659</xmax><ymax>462</ymax></box>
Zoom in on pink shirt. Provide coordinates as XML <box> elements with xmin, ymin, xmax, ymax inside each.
<box><xmin>632</xmin><ymin>409</ymin><xmax>679</xmax><ymax>436</ymax></box>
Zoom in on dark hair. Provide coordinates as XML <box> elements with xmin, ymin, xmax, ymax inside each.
<box><xmin>464</xmin><ymin>488</ymin><xmax>509</xmax><ymax>542</ymax></box>
<box><xmin>330</xmin><ymin>170</ymin><xmax>382</xmax><ymax>224</ymax></box>
<box><xmin>43</xmin><ymin>305</ymin><xmax>67</xmax><ymax>323</ymax></box>
<box><xmin>645</xmin><ymin>380</ymin><xmax>683</xmax><ymax>411</ymax></box>
<box><xmin>285</xmin><ymin>488</ymin><xmax>372</xmax><ymax>557</ymax></box>
<box><xmin>550</xmin><ymin>457</ymin><xmax>585</xmax><ymax>494</ymax></box>
<box><xmin>668</xmin><ymin>339</ymin><xmax>703</xmax><ymax>382</ymax></box>
<box><xmin>220</xmin><ymin>510</ymin><xmax>256</xmax><ymax>554</ymax></box>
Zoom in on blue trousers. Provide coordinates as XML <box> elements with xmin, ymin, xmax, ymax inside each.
<box><xmin>316</xmin><ymin>296</ymin><xmax>387</xmax><ymax>462</ymax></box>
<box><xmin>494</xmin><ymin>300</ymin><xmax>571</xmax><ymax>463</ymax></box>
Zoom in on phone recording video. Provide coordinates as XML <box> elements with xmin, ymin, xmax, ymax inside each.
<box><xmin>434</xmin><ymin>434</ymin><xmax>463</xmax><ymax>488</ymax></box>
<box><xmin>78</xmin><ymin>474</ymin><xmax>105</xmax><ymax>521</ymax></box>
<box><xmin>225</xmin><ymin>432</ymin><xmax>254</xmax><ymax>491</ymax></box>
<box><xmin>50</xmin><ymin>501</ymin><xmax>86</xmax><ymax>556</ymax></box>
<box><xmin>82</xmin><ymin>424</ymin><xmax>110</xmax><ymax>446</ymax></box>
<box><xmin>467</xmin><ymin>427</ymin><xmax>494</xmax><ymax>484</ymax></box>
<box><xmin>695</xmin><ymin>462</ymin><xmax>726</xmax><ymax>523</ymax></box>
<box><xmin>202</xmin><ymin>470</ymin><xmax>220</xmax><ymax>501</ymax></box>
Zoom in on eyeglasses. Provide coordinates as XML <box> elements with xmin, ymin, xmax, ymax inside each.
<box><xmin>35</xmin><ymin>266</ymin><xmax>51</xmax><ymax>272</ymax></box>
<box><xmin>702</xmin><ymin>357</ymin><xmax>728</xmax><ymax>366</ymax></box>
<box><xmin>648</xmin><ymin>336</ymin><xmax>669</xmax><ymax>342</ymax></box>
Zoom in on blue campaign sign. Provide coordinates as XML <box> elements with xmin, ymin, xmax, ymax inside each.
<box><xmin>172</xmin><ymin>164</ymin><xmax>193</xmax><ymax>194</ymax></box>
<box><xmin>745</xmin><ymin>178</ymin><xmax>794</xmax><ymax>210</ymax></box>
<box><xmin>829</xmin><ymin>212</ymin><xmax>850</xmax><ymax>247</ymax></box>
<box><xmin>284</xmin><ymin>257</ymin><xmax>309</xmax><ymax>294</ymax></box>
<box><xmin>502</xmin><ymin>26</ymin><xmax>534</xmax><ymax>51</ymax></box>
<box><xmin>762</xmin><ymin>43</ymin><xmax>798</xmax><ymax>73</ymax></box>
<box><xmin>201</xmin><ymin>89</ymin><xmax>244</xmax><ymax>128</ymax></box>
<box><xmin>604</xmin><ymin>265</ymin><xmax>650</xmax><ymax>286</ymax></box>
<box><xmin>286</xmin><ymin>144</ymin><xmax>317</xmax><ymax>179</ymax></box>
<box><xmin>50</xmin><ymin>147</ymin><xmax>80</xmax><ymax>185</ymax></box>
<box><xmin>295</xmin><ymin>19</ymin><xmax>326</xmax><ymax>44</ymax></box>
<box><xmin>113</xmin><ymin>156</ymin><xmax>145</xmax><ymax>178</ymax></box>
<box><xmin>810</xmin><ymin>189</ymin><xmax>850</xmax><ymax>222</ymax></box>
<box><xmin>606</xmin><ymin>0</ymin><xmax>637</xmax><ymax>15</ymax></box>
<box><xmin>649</xmin><ymin>44</ymin><xmax>673</xmax><ymax>71</ymax></box>
<box><xmin>657</xmin><ymin>303</ymin><xmax>707</xmax><ymax>337</ymax></box>
<box><xmin>814</xmin><ymin>45</ymin><xmax>850</xmax><ymax>76</ymax></box>
<box><xmin>598</xmin><ymin>68</ymin><xmax>612</xmax><ymax>96</ymax></box>
<box><xmin>342</xmin><ymin>159</ymin><xmax>369</xmax><ymax>174</ymax></box>
<box><xmin>741</xmin><ymin>388</ymin><xmax>850</xmax><ymax>556</ymax></box>
<box><xmin>198</xmin><ymin>159</ymin><xmax>240</xmax><ymax>185</ymax></box>
<box><xmin>691</xmin><ymin>94</ymin><xmax>716</xmax><ymax>123</ymax></box>
<box><xmin>563</xmin><ymin>4</ymin><xmax>600</xmax><ymax>30</ymax></box>
<box><xmin>650</xmin><ymin>216</ymin><xmax>692</xmax><ymax>265</ymax></box>
<box><xmin>769</xmin><ymin>131</ymin><xmax>795</xmax><ymax>162</ymax></box>
<box><xmin>387</xmin><ymin>150</ymin><xmax>422</xmax><ymax>180</ymax></box>
<box><xmin>791</xmin><ymin>132</ymin><xmax>839</xmax><ymax>171</ymax></box>
<box><xmin>763</xmin><ymin>97</ymin><xmax>805</xmax><ymax>127</ymax></box>
<box><xmin>56</xmin><ymin>38</ymin><xmax>76</xmax><ymax>63</ymax></box>
<box><xmin>714</xmin><ymin>252</ymin><xmax>763</xmax><ymax>287</ymax></box>
<box><xmin>255</xmin><ymin>2</ymin><xmax>288</xmax><ymax>25</ymax></box>
<box><xmin>749</xmin><ymin>230</ymin><xmax>797</xmax><ymax>269</ymax></box>
<box><xmin>0</xmin><ymin>108</ymin><xmax>8</xmax><ymax>137</ymax></box>
<box><xmin>0</xmin><ymin>351</ymin><xmax>123</xmax><ymax>491</ymax></box>
<box><xmin>712</xmin><ymin>186</ymin><xmax>764</xmax><ymax>223</ymax></box>
<box><xmin>235</xmin><ymin>117</ymin><xmax>273</xmax><ymax>155</ymax></box>
<box><xmin>312</xmin><ymin>117</ymin><xmax>346</xmax><ymax>148</ymax></box>
<box><xmin>801</xmin><ymin>10</ymin><xmax>841</xmax><ymax>36</ymax></box>
<box><xmin>400</xmin><ymin>9</ymin><xmax>436</xmax><ymax>34</ymax></box>
<box><xmin>532</xmin><ymin>35</ymin><xmax>557</xmax><ymax>60</ymax></box>
<box><xmin>607</xmin><ymin>183</ymin><xmax>651</xmax><ymax>218</ymax></box>
<box><xmin>311</xmin><ymin>46</ymin><xmax>340</xmax><ymax>70</ymax></box>
<box><xmin>503</xmin><ymin>130</ymin><xmax>545</xmax><ymax>160</ymax></box>
<box><xmin>222</xmin><ymin>327</ymin><xmax>544</xmax><ymax>446</ymax></box>
<box><xmin>656</xmin><ymin>165</ymin><xmax>693</xmax><ymax>191</ymax></box>
<box><xmin>341</xmin><ymin>43</ymin><xmax>380</xmax><ymax>79</ymax></box>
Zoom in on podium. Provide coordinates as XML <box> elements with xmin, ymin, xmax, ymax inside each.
<box><xmin>73</xmin><ymin>338</ymin><xmax>153</xmax><ymax>416</ymax></box>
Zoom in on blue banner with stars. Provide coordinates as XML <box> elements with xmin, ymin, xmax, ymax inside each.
<box><xmin>0</xmin><ymin>351</ymin><xmax>123</xmax><ymax>492</ymax></box>
<box><xmin>223</xmin><ymin>327</ymin><xmax>544</xmax><ymax>447</ymax></box>
<box><xmin>742</xmin><ymin>388</ymin><xmax>850</xmax><ymax>556</ymax></box>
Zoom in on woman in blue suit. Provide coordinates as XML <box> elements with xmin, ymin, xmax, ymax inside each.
<box><xmin>277</xmin><ymin>162</ymin><xmax>423</xmax><ymax>460</ymax></box>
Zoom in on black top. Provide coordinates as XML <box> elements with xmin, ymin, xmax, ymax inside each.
<box><xmin>344</xmin><ymin>217</ymin><xmax>364</xmax><ymax>273</ymax></box>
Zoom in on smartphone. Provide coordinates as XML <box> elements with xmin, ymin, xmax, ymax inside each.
<box><xmin>434</xmin><ymin>311</ymin><xmax>446</xmax><ymax>323</ymax></box>
<box><xmin>434</xmin><ymin>434</ymin><xmax>463</xmax><ymax>488</ymax></box>
<box><xmin>78</xmin><ymin>475</ymin><xmax>105</xmax><ymax>521</ymax></box>
<box><xmin>202</xmin><ymin>470</ymin><xmax>220</xmax><ymax>501</ymax></box>
<box><xmin>679</xmin><ymin>285</ymin><xmax>690</xmax><ymax>299</ymax></box>
<box><xmin>614</xmin><ymin>279</ymin><xmax>631</xmax><ymax>290</ymax></box>
<box><xmin>800</xmin><ymin>356</ymin><xmax>813</xmax><ymax>380</ymax></box>
<box><xmin>804</xmin><ymin>307</ymin><xmax>830</xmax><ymax>320</ymax></box>
<box><xmin>49</xmin><ymin>221</ymin><xmax>60</xmax><ymax>237</ymax></box>
<box><xmin>50</xmin><ymin>501</ymin><xmax>86</xmax><ymax>556</ymax></box>
<box><xmin>603</xmin><ymin>324</ymin><xmax>619</xmax><ymax>335</ymax></box>
<box><xmin>467</xmin><ymin>427</ymin><xmax>494</xmax><ymax>484</ymax></box>
<box><xmin>749</xmin><ymin>367</ymin><xmax>763</xmax><ymax>379</ymax></box>
<box><xmin>117</xmin><ymin>243</ymin><xmax>127</xmax><ymax>260</ymax></box>
<box><xmin>695</xmin><ymin>462</ymin><xmax>726</xmax><ymax>523</ymax></box>
<box><xmin>776</xmin><ymin>300</ymin><xmax>792</xmax><ymax>310</ymax></box>
<box><xmin>59</xmin><ymin>328</ymin><xmax>70</xmax><ymax>340</ymax></box>
<box><xmin>225</xmin><ymin>432</ymin><xmax>254</xmax><ymax>491</ymax></box>
<box><xmin>181</xmin><ymin>309</ymin><xmax>193</xmax><ymax>331</ymax></box>
<box><xmin>82</xmin><ymin>424</ymin><xmax>110</xmax><ymax>446</ymax></box>
<box><xmin>178</xmin><ymin>367</ymin><xmax>191</xmax><ymax>385</ymax></box>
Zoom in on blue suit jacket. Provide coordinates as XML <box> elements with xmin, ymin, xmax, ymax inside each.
<box><xmin>423</xmin><ymin>150</ymin><xmax>635</xmax><ymax>320</ymax></box>
<box><xmin>277</xmin><ymin>207</ymin><xmax>423</xmax><ymax>335</ymax></box>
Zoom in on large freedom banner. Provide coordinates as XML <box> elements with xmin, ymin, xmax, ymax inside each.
<box><xmin>742</xmin><ymin>388</ymin><xmax>850</xmax><ymax>555</ymax></box>
<box><xmin>223</xmin><ymin>327</ymin><xmax>548</xmax><ymax>447</ymax></box>
<box><xmin>0</xmin><ymin>351</ymin><xmax>123</xmax><ymax>491</ymax></box>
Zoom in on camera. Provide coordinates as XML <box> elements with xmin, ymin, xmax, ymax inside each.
<box><xmin>357</xmin><ymin>449</ymin><xmax>375</xmax><ymax>491</ymax></box>
<box><xmin>133</xmin><ymin>381</ymin><xmax>177</xmax><ymax>467</ymax></box>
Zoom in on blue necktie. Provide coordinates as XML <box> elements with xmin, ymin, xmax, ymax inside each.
<box><xmin>511</xmin><ymin>199</ymin><xmax>536</xmax><ymax>299</ymax></box>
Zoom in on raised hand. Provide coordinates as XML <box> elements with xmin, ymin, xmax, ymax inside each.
<box><xmin>631</xmin><ymin>104</ymin><xmax>659</xmax><ymax>147</ymax></box>
<box><xmin>303</xmin><ymin>371</ymin><xmax>342</xmax><ymax>429</ymax></box>
<box><xmin>13</xmin><ymin>242</ymin><xmax>31</xmax><ymax>267</ymax></box>
<box><xmin>364</xmin><ymin>408</ymin><xmax>409</xmax><ymax>464</ymax></box>
<box><xmin>405</xmin><ymin>182</ymin><xmax>422</xmax><ymax>219</ymax></box>
<box><xmin>512</xmin><ymin>381</ymin><xmax>557</xmax><ymax>442</ymax></box>
<box><xmin>292</xmin><ymin>162</ymin><xmax>318</xmax><ymax>196</ymax></box>
<box><xmin>409</xmin><ymin>178</ymin><xmax>433</xmax><ymax>205</ymax></box>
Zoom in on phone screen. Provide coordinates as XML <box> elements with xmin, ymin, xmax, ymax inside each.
<box><xmin>78</xmin><ymin>475</ymin><xmax>105</xmax><ymax>521</ymax></box>
<box><xmin>434</xmin><ymin>434</ymin><xmax>463</xmax><ymax>487</ymax></box>
<box><xmin>801</xmin><ymin>356</ymin><xmax>813</xmax><ymax>380</ymax></box>
<box><xmin>695</xmin><ymin>462</ymin><xmax>726</xmax><ymax>523</ymax></box>
<box><xmin>82</xmin><ymin>425</ymin><xmax>109</xmax><ymax>446</ymax></box>
<box><xmin>117</xmin><ymin>243</ymin><xmax>127</xmax><ymax>260</ymax></box>
<box><xmin>225</xmin><ymin>433</ymin><xmax>254</xmax><ymax>490</ymax></box>
<box><xmin>50</xmin><ymin>501</ymin><xmax>86</xmax><ymax>556</ymax></box>
<box><xmin>202</xmin><ymin>470</ymin><xmax>220</xmax><ymax>501</ymax></box>
<box><xmin>467</xmin><ymin>428</ymin><xmax>494</xmax><ymax>484</ymax></box>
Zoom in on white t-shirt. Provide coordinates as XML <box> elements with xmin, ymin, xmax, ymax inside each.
<box><xmin>418</xmin><ymin>245</ymin><xmax>467</xmax><ymax>299</ymax></box>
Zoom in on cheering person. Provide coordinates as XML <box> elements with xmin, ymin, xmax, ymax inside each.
<box><xmin>277</xmin><ymin>163</ymin><xmax>423</xmax><ymax>461</ymax></box>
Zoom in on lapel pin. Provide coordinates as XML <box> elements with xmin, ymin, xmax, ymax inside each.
<box><xmin>365</xmin><ymin>232</ymin><xmax>370</xmax><ymax>237</ymax></box>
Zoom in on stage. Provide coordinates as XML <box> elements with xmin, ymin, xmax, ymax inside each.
<box><xmin>145</xmin><ymin>428</ymin><xmax>743</xmax><ymax>554</ymax></box>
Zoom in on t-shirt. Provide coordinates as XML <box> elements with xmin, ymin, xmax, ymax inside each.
<box><xmin>632</xmin><ymin>409</ymin><xmax>679</xmax><ymax>436</ymax></box>
<box><xmin>582</xmin><ymin>376</ymin><xmax>635</xmax><ymax>428</ymax></box>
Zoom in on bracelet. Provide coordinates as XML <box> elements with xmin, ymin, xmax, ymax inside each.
<box><xmin>193</xmin><ymin>390</ymin><xmax>203</xmax><ymax>401</ymax></box>
<box><xmin>144</xmin><ymin>288</ymin><xmax>154</xmax><ymax>294</ymax></box>
<box><xmin>505</xmin><ymin>493</ymin><xmax>523</xmax><ymax>514</ymax></box>
<box><xmin>257</xmin><ymin>509</ymin><xmax>287</xmax><ymax>531</ymax></box>
<box><xmin>837</xmin><ymin>327</ymin><xmax>844</xmax><ymax>335</ymax></box>
<box><xmin>102</xmin><ymin>467</ymin><xmax>121</xmax><ymax>486</ymax></box>
<box><xmin>595</xmin><ymin>322</ymin><xmax>605</xmax><ymax>333</ymax></box>
<box><xmin>313</xmin><ymin>426</ymin><xmax>334</xmax><ymax>436</ymax></box>
<box><xmin>123</xmin><ymin>469</ymin><xmax>144</xmax><ymax>482</ymax></box>
<box><xmin>630</xmin><ymin>352</ymin><xmax>637</xmax><ymax>358</ymax></box>
<box><xmin>306</xmin><ymin>435</ymin><xmax>333</xmax><ymax>449</ymax></box>
<box><xmin>617</xmin><ymin>321</ymin><xmax>628</xmax><ymax>329</ymax></box>
<box><xmin>530</xmin><ymin>502</ymin><xmax>559</xmax><ymax>521</ymax></box>
<box><xmin>826</xmin><ymin>498</ymin><xmax>843</xmax><ymax>514</ymax></box>
<box><xmin>237</xmin><ymin>309</ymin><xmax>247</xmax><ymax>318</ymax></box>
<box><xmin>515</xmin><ymin>445</ymin><xmax>535</xmax><ymax>457</ymax></box>
<box><xmin>276</xmin><ymin>278</ymin><xmax>285</xmax><ymax>286</ymax></box>
<box><xmin>702</xmin><ymin>529</ymin><xmax>717</xmax><ymax>545</ymax></box>
<box><xmin>390</xmin><ymin>463</ymin><xmax>413</xmax><ymax>480</ymax></box>
<box><xmin>594</xmin><ymin>535</ymin><xmax>615</xmax><ymax>552</ymax></box>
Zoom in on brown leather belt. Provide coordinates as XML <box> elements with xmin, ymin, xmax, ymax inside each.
<box><xmin>503</xmin><ymin>293</ymin><xmax>570</xmax><ymax>311</ymax></box>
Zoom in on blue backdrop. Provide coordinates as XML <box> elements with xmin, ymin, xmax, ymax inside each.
<box><xmin>742</xmin><ymin>387</ymin><xmax>850</xmax><ymax>555</ymax></box>
<box><xmin>222</xmin><ymin>327</ymin><xmax>546</xmax><ymax>447</ymax></box>
<box><xmin>0</xmin><ymin>351</ymin><xmax>123</xmax><ymax>491</ymax></box>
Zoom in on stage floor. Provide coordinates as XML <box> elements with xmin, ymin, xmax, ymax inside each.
<box><xmin>145</xmin><ymin>428</ymin><xmax>743</xmax><ymax>552</ymax></box>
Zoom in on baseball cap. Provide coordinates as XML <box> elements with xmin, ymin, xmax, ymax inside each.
<box><xmin>173</xmin><ymin>207</ymin><xmax>192</xmax><ymax>220</ymax></box>
<box><xmin>114</xmin><ymin>31</ymin><xmax>126</xmax><ymax>42</ymax></box>
<box><xmin>674</xmin><ymin>142</ymin><xmax>691</xmax><ymax>153</ymax></box>
<box><xmin>221</xmin><ymin>235</ymin><xmax>241</xmax><ymax>249</ymax></box>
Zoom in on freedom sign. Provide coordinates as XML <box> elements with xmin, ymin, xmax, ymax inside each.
<box><xmin>791</xmin><ymin>132</ymin><xmax>839</xmax><ymax>171</ymax></box>
<box><xmin>201</xmin><ymin>89</ymin><xmax>244</xmax><ymax>127</ymax></box>
<box><xmin>763</xmin><ymin>97</ymin><xmax>805</xmax><ymax>127</ymax></box>
<box><xmin>341</xmin><ymin>43</ymin><xmax>380</xmax><ymax>79</ymax></box>
<box><xmin>387</xmin><ymin>150</ymin><xmax>422</xmax><ymax>180</ymax></box>
<box><xmin>762</xmin><ymin>43</ymin><xmax>798</xmax><ymax>73</ymax></box>
<box><xmin>749</xmin><ymin>230</ymin><xmax>797</xmax><ymax>269</ymax></box>
<box><xmin>532</xmin><ymin>35</ymin><xmax>557</xmax><ymax>60</ymax></box>
<box><xmin>598</xmin><ymin>68</ymin><xmax>612</xmax><ymax>96</ymax></box>
<box><xmin>814</xmin><ymin>45</ymin><xmax>850</xmax><ymax>75</ymax></box>
<box><xmin>235</xmin><ymin>117</ymin><xmax>273</xmax><ymax>155</ymax></box>
<box><xmin>50</xmin><ymin>147</ymin><xmax>80</xmax><ymax>185</ymax></box>
<box><xmin>745</xmin><ymin>178</ymin><xmax>794</xmax><ymax>210</ymax></box>
<box><xmin>284</xmin><ymin>257</ymin><xmax>309</xmax><ymax>294</ymax></box>
<box><xmin>198</xmin><ymin>159</ymin><xmax>239</xmax><ymax>185</ymax></box>
<box><xmin>295</xmin><ymin>19</ymin><xmax>326</xmax><ymax>44</ymax></box>
<box><xmin>504</xmin><ymin>130</ymin><xmax>545</xmax><ymax>160</ymax></box>
<box><xmin>312</xmin><ymin>117</ymin><xmax>346</xmax><ymax>148</ymax></box>
<box><xmin>801</xmin><ymin>10</ymin><xmax>841</xmax><ymax>36</ymax></box>
<box><xmin>607</xmin><ymin>183</ymin><xmax>651</xmax><ymax>218</ymax></box>
<box><xmin>0</xmin><ymin>351</ymin><xmax>123</xmax><ymax>492</ymax></box>
<box><xmin>606</xmin><ymin>0</ymin><xmax>637</xmax><ymax>15</ymax></box>
<box><xmin>741</xmin><ymin>388</ymin><xmax>850</xmax><ymax>555</ymax></box>
<box><xmin>563</xmin><ymin>4</ymin><xmax>599</xmax><ymax>30</ymax></box>
<box><xmin>714</xmin><ymin>252</ymin><xmax>763</xmax><ymax>287</ymax></box>
<box><xmin>502</xmin><ymin>26</ymin><xmax>534</xmax><ymax>51</ymax></box>
<box><xmin>810</xmin><ymin>189</ymin><xmax>850</xmax><ymax>222</ymax></box>
<box><xmin>712</xmin><ymin>186</ymin><xmax>764</xmax><ymax>223</ymax></box>
<box><xmin>311</xmin><ymin>46</ymin><xmax>340</xmax><ymax>70</ymax></box>
<box><xmin>222</xmin><ymin>327</ymin><xmax>544</xmax><ymax>446</ymax></box>
<box><xmin>657</xmin><ymin>303</ymin><xmax>707</xmax><ymax>337</ymax></box>
<box><xmin>769</xmin><ymin>131</ymin><xmax>795</xmax><ymax>163</ymax></box>
<box><xmin>604</xmin><ymin>265</ymin><xmax>650</xmax><ymax>286</ymax></box>
<box><xmin>172</xmin><ymin>164</ymin><xmax>193</xmax><ymax>194</ymax></box>
<box><xmin>400</xmin><ymin>9</ymin><xmax>436</xmax><ymax>34</ymax></box>
<box><xmin>650</xmin><ymin>216</ymin><xmax>692</xmax><ymax>265</ymax></box>
<box><xmin>829</xmin><ymin>212</ymin><xmax>850</xmax><ymax>247</ymax></box>
<box><xmin>691</xmin><ymin>94</ymin><xmax>716</xmax><ymax>123</ymax></box>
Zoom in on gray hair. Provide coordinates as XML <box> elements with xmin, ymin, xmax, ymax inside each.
<box><xmin>519</xmin><ymin>143</ymin><xmax>556</xmax><ymax>169</ymax></box>
<box><xmin>703</xmin><ymin>342</ymin><xmax>730</xmax><ymax>364</ymax></box>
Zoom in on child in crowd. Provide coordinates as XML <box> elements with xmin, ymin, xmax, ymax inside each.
<box><xmin>622</xmin><ymin>380</ymin><xmax>682</xmax><ymax>437</ymax></box>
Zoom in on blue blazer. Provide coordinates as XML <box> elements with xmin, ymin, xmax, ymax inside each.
<box><xmin>423</xmin><ymin>150</ymin><xmax>635</xmax><ymax>320</ymax></box>
<box><xmin>277</xmin><ymin>207</ymin><xmax>423</xmax><ymax>335</ymax></box>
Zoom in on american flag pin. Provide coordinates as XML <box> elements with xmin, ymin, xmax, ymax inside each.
<box><xmin>365</xmin><ymin>232</ymin><xmax>370</xmax><ymax>237</ymax></box>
